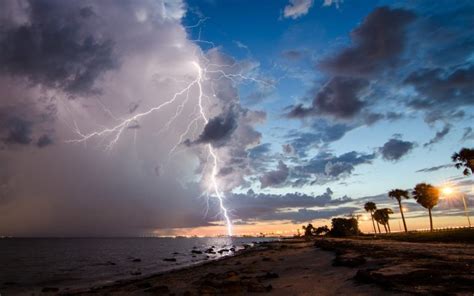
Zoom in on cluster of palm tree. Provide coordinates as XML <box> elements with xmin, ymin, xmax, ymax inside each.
<box><xmin>364</xmin><ymin>148</ymin><xmax>473</xmax><ymax>233</ymax></box>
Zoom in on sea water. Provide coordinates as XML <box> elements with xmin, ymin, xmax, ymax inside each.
<box><xmin>0</xmin><ymin>237</ymin><xmax>274</xmax><ymax>291</ymax></box>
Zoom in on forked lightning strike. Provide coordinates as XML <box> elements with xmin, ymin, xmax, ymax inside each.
<box><xmin>68</xmin><ymin>60</ymin><xmax>239</xmax><ymax>236</ymax></box>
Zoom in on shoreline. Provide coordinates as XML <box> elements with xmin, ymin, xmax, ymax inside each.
<box><xmin>65</xmin><ymin>238</ymin><xmax>390</xmax><ymax>295</ymax></box>
<box><xmin>4</xmin><ymin>236</ymin><xmax>473</xmax><ymax>295</ymax></box>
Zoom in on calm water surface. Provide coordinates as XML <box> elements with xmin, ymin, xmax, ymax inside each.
<box><xmin>0</xmin><ymin>237</ymin><xmax>274</xmax><ymax>290</ymax></box>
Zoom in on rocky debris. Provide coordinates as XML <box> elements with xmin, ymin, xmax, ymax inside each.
<box><xmin>41</xmin><ymin>287</ymin><xmax>59</xmax><ymax>293</ymax></box>
<box><xmin>317</xmin><ymin>238</ymin><xmax>474</xmax><ymax>295</ymax></box>
<box><xmin>191</xmin><ymin>250</ymin><xmax>203</xmax><ymax>254</ymax></box>
<box><xmin>163</xmin><ymin>258</ymin><xmax>177</xmax><ymax>262</ymax></box>
<box><xmin>173</xmin><ymin>252</ymin><xmax>180</xmax><ymax>255</ymax></box>
<box><xmin>132</xmin><ymin>258</ymin><xmax>141</xmax><ymax>263</ymax></box>
<box><xmin>217</xmin><ymin>249</ymin><xmax>229</xmax><ymax>254</ymax></box>
<box><xmin>205</xmin><ymin>248</ymin><xmax>216</xmax><ymax>254</ymax></box>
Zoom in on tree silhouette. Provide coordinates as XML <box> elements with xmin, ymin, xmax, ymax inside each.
<box><xmin>373</xmin><ymin>208</ymin><xmax>393</xmax><ymax>233</ymax></box>
<box><xmin>314</xmin><ymin>225</ymin><xmax>329</xmax><ymax>236</ymax></box>
<box><xmin>364</xmin><ymin>202</ymin><xmax>379</xmax><ymax>234</ymax></box>
<box><xmin>388</xmin><ymin>189</ymin><xmax>410</xmax><ymax>233</ymax></box>
<box><xmin>330</xmin><ymin>218</ymin><xmax>359</xmax><ymax>237</ymax></box>
<box><xmin>412</xmin><ymin>183</ymin><xmax>440</xmax><ymax>231</ymax></box>
<box><xmin>452</xmin><ymin>148</ymin><xmax>474</xmax><ymax>176</ymax></box>
<box><xmin>302</xmin><ymin>223</ymin><xmax>314</xmax><ymax>237</ymax></box>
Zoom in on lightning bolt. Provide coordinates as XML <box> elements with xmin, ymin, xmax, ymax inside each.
<box><xmin>68</xmin><ymin>58</ymin><xmax>238</xmax><ymax>236</ymax></box>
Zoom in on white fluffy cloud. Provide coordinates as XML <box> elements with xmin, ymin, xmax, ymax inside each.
<box><xmin>283</xmin><ymin>0</ymin><xmax>314</xmax><ymax>19</ymax></box>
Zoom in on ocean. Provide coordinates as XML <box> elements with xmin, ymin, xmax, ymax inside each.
<box><xmin>0</xmin><ymin>237</ymin><xmax>275</xmax><ymax>291</ymax></box>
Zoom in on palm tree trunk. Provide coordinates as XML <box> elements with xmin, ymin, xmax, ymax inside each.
<box><xmin>387</xmin><ymin>221</ymin><xmax>391</xmax><ymax>233</ymax></box>
<box><xmin>376</xmin><ymin>221</ymin><xmax>381</xmax><ymax>233</ymax></box>
<box><xmin>370</xmin><ymin>215</ymin><xmax>377</xmax><ymax>234</ymax></box>
<box><xmin>428</xmin><ymin>208</ymin><xmax>433</xmax><ymax>231</ymax></box>
<box><xmin>383</xmin><ymin>223</ymin><xmax>388</xmax><ymax>233</ymax></box>
<box><xmin>398</xmin><ymin>200</ymin><xmax>408</xmax><ymax>233</ymax></box>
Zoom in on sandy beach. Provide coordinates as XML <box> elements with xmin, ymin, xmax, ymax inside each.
<box><xmin>3</xmin><ymin>236</ymin><xmax>473</xmax><ymax>295</ymax></box>
<box><xmin>66</xmin><ymin>237</ymin><xmax>472</xmax><ymax>296</ymax></box>
<box><xmin>59</xmin><ymin>239</ymin><xmax>385</xmax><ymax>296</ymax></box>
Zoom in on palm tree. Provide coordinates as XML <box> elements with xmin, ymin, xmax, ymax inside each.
<box><xmin>412</xmin><ymin>183</ymin><xmax>440</xmax><ymax>231</ymax></box>
<box><xmin>364</xmin><ymin>202</ymin><xmax>379</xmax><ymax>234</ymax></box>
<box><xmin>452</xmin><ymin>148</ymin><xmax>474</xmax><ymax>176</ymax></box>
<box><xmin>388</xmin><ymin>189</ymin><xmax>410</xmax><ymax>233</ymax></box>
<box><xmin>373</xmin><ymin>208</ymin><xmax>394</xmax><ymax>233</ymax></box>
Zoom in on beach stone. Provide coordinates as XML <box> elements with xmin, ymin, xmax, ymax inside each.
<box><xmin>132</xmin><ymin>258</ymin><xmax>141</xmax><ymax>262</ymax></box>
<box><xmin>163</xmin><ymin>258</ymin><xmax>177</xmax><ymax>262</ymax></box>
<box><xmin>217</xmin><ymin>249</ymin><xmax>229</xmax><ymax>254</ymax></box>
<box><xmin>257</xmin><ymin>272</ymin><xmax>279</xmax><ymax>280</ymax></box>
<box><xmin>262</xmin><ymin>257</ymin><xmax>272</xmax><ymax>262</ymax></box>
<box><xmin>41</xmin><ymin>287</ymin><xmax>59</xmax><ymax>292</ymax></box>
<box><xmin>192</xmin><ymin>250</ymin><xmax>203</xmax><ymax>254</ymax></box>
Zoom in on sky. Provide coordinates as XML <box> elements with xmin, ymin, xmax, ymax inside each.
<box><xmin>0</xmin><ymin>0</ymin><xmax>473</xmax><ymax>237</ymax></box>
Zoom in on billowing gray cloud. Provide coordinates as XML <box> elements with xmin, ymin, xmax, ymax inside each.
<box><xmin>285</xmin><ymin>122</ymin><xmax>354</xmax><ymax>157</ymax></box>
<box><xmin>287</xmin><ymin>76</ymin><xmax>369</xmax><ymax>119</ymax></box>
<box><xmin>320</xmin><ymin>7</ymin><xmax>416</xmax><ymax>77</ymax></box>
<box><xmin>0</xmin><ymin>0</ymin><xmax>117</xmax><ymax>95</ymax></box>
<box><xmin>223</xmin><ymin>187</ymin><xmax>353</xmax><ymax>222</ymax></box>
<box><xmin>292</xmin><ymin>150</ymin><xmax>376</xmax><ymax>186</ymax></box>
<box><xmin>260</xmin><ymin>160</ymin><xmax>289</xmax><ymax>188</ymax></box>
<box><xmin>406</xmin><ymin>66</ymin><xmax>474</xmax><ymax>111</ymax></box>
<box><xmin>194</xmin><ymin>111</ymin><xmax>237</xmax><ymax>147</ymax></box>
<box><xmin>424</xmin><ymin>124</ymin><xmax>451</xmax><ymax>147</ymax></box>
<box><xmin>379</xmin><ymin>137</ymin><xmax>415</xmax><ymax>161</ymax></box>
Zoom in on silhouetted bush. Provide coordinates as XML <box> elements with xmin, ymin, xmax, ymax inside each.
<box><xmin>329</xmin><ymin>218</ymin><xmax>360</xmax><ymax>237</ymax></box>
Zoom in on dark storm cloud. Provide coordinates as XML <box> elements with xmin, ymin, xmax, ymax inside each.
<box><xmin>223</xmin><ymin>187</ymin><xmax>354</xmax><ymax>222</ymax></box>
<box><xmin>405</xmin><ymin>66</ymin><xmax>474</xmax><ymax>111</ymax></box>
<box><xmin>194</xmin><ymin>112</ymin><xmax>237</xmax><ymax>147</ymax></box>
<box><xmin>258</xmin><ymin>207</ymin><xmax>359</xmax><ymax>223</ymax></box>
<box><xmin>285</xmin><ymin>121</ymin><xmax>354</xmax><ymax>156</ymax></box>
<box><xmin>291</xmin><ymin>150</ymin><xmax>376</xmax><ymax>186</ymax></box>
<box><xmin>259</xmin><ymin>160</ymin><xmax>289</xmax><ymax>188</ymax></box>
<box><xmin>287</xmin><ymin>77</ymin><xmax>369</xmax><ymax>119</ymax></box>
<box><xmin>423</xmin><ymin>124</ymin><xmax>451</xmax><ymax>147</ymax></box>
<box><xmin>416</xmin><ymin>164</ymin><xmax>452</xmax><ymax>173</ymax></box>
<box><xmin>2</xmin><ymin>117</ymin><xmax>33</xmax><ymax>145</ymax></box>
<box><xmin>36</xmin><ymin>134</ymin><xmax>53</xmax><ymax>148</ymax></box>
<box><xmin>379</xmin><ymin>137</ymin><xmax>415</xmax><ymax>161</ymax></box>
<box><xmin>0</xmin><ymin>0</ymin><xmax>117</xmax><ymax>95</ymax></box>
<box><xmin>320</xmin><ymin>7</ymin><xmax>416</xmax><ymax>77</ymax></box>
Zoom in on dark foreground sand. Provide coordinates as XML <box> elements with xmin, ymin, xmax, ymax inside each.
<box><xmin>7</xmin><ymin>237</ymin><xmax>474</xmax><ymax>295</ymax></box>
<box><xmin>65</xmin><ymin>239</ymin><xmax>391</xmax><ymax>296</ymax></box>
